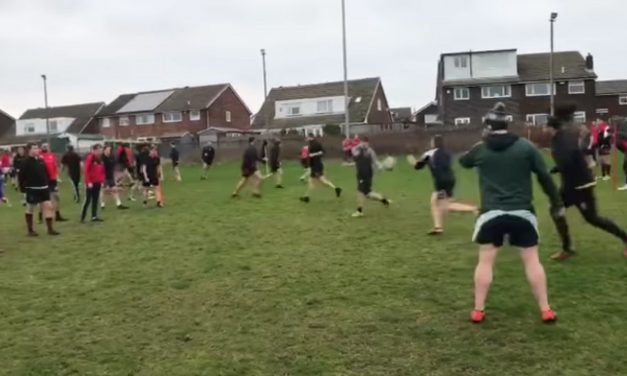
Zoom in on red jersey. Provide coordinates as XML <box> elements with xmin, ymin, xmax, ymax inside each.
<box><xmin>39</xmin><ymin>151</ymin><xmax>58</xmax><ymax>180</ymax></box>
<box><xmin>0</xmin><ymin>153</ymin><xmax>11</xmax><ymax>168</ymax></box>
<box><xmin>84</xmin><ymin>153</ymin><xmax>105</xmax><ymax>185</ymax></box>
<box><xmin>342</xmin><ymin>138</ymin><xmax>351</xmax><ymax>151</ymax></box>
<box><xmin>300</xmin><ymin>145</ymin><xmax>309</xmax><ymax>160</ymax></box>
<box><xmin>349</xmin><ymin>137</ymin><xmax>361</xmax><ymax>149</ymax></box>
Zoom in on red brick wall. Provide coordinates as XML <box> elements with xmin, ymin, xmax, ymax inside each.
<box><xmin>100</xmin><ymin>111</ymin><xmax>208</xmax><ymax>139</ymax></box>
<box><xmin>207</xmin><ymin>86</ymin><xmax>251</xmax><ymax>130</ymax></box>
<box><xmin>366</xmin><ymin>84</ymin><xmax>393</xmax><ymax>127</ymax></box>
<box><xmin>596</xmin><ymin>95</ymin><xmax>627</xmax><ymax>121</ymax></box>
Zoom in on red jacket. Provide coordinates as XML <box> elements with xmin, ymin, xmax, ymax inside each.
<box><xmin>39</xmin><ymin>151</ymin><xmax>58</xmax><ymax>180</ymax></box>
<box><xmin>84</xmin><ymin>153</ymin><xmax>105</xmax><ymax>185</ymax></box>
<box><xmin>0</xmin><ymin>153</ymin><xmax>10</xmax><ymax>168</ymax></box>
<box><xmin>300</xmin><ymin>145</ymin><xmax>309</xmax><ymax>159</ymax></box>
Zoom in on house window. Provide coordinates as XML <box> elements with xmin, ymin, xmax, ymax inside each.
<box><xmin>119</xmin><ymin>116</ymin><xmax>130</xmax><ymax>126</ymax></box>
<box><xmin>286</xmin><ymin>103</ymin><xmax>301</xmax><ymax>117</ymax></box>
<box><xmin>526</xmin><ymin>114</ymin><xmax>550</xmax><ymax>126</ymax></box>
<box><xmin>568</xmin><ymin>81</ymin><xmax>585</xmax><ymax>94</ymax></box>
<box><xmin>226</xmin><ymin>111</ymin><xmax>232</xmax><ymax>123</ymax></box>
<box><xmin>317</xmin><ymin>99</ymin><xmax>333</xmax><ymax>114</ymax></box>
<box><xmin>49</xmin><ymin>120</ymin><xmax>58</xmax><ymax>132</ymax></box>
<box><xmin>454</xmin><ymin>117</ymin><xmax>471</xmax><ymax>126</ymax></box>
<box><xmin>481</xmin><ymin>85</ymin><xmax>511</xmax><ymax>99</ymax></box>
<box><xmin>454</xmin><ymin>87</ymin><xmax>470</xmax><ymax>100</ymax></box>
<box><xmin>573</xmin><ymin>111</ymin><xmax>586</xmax><ymax>124</ymax></box>
<box><xmin>102</xmin><ymin>118</ymin><xmax>111</xmax><ymax>128</ymax></box>
<box><xmin>482</xmin><ymin>115</ymin><xmax>514</xmax><ymax>123</ymax></box>
<box><xmin>619</xmin><ymin>96</ymin><xmax>627</xmax><ymax>105</ymax></box>
<box><xmin>136</xmin><ymin>113</ymin><xmax>155</xmax><ymax>125</ymax></box>
<box><xmin>377</xmin><ymin>99</ymin><xmax>383</xmax><ymax>111</ymax></box>
<box><xmin>454</xmin><ymin>56</ymin><xmax>468</xmax><ymax>68</ymax></box>
<box><xmin>163</xmin><ymin>112</ymin><xmax>183</xmax><ymax>123</ymax></box>
<box><xmin>190</xmin><ymin>111</ymin><xmax>201</xmax><ymax>121</ymax></box>
<box><xmin>25</xmin><ymin>124</ymin><xmax>35</xmax><ymax>133</ymax></box>
<box><xmin>525</xmin><ymin>83</ymin><xmax>554</xmax><ymax>96</ymax></box>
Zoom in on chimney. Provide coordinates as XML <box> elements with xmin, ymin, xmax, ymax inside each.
<box><xmin>585</xmin><ymin>53</ymin><xmax>594</xmax><ymax>71</ymax></box>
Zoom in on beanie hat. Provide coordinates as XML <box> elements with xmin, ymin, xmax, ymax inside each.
<box><xmin>484</xmin><ymin>102</ymin><xmax>510</xmax><ymax>131</ymax></box>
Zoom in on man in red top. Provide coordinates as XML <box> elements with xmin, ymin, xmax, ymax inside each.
<box><xmin>82</xmin><ymin>144</ymin><xmax>105</xmax><ymax>223</ymax></box>
<box><xmin>0</xmin><ymin>149</ymin><xmax>11</xmax><ymax>178</ymax></box>
<box><xmin>342</xmin><ymin>137</ymin><xmax>352</xmax><ymax>165</ymax></box>
<box><xmin>39</xmin><ymin>143</ymin><xmax>67</xmax><ymax>222</ymax></box>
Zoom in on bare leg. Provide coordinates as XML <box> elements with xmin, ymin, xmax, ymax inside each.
<box><xmin>520</xmin><ymin>246</ymin><xmax>551</xmax><ymax>311</ymax></box>
<box><xmin>448</xmin><ymin>201</ymin><xmax>478</xmax><ymax>214</ymax></box>
<box><xmin>275</xmin><ymin>169</ymin><xmax>283</xmax><ymax>187</ymax></box>
<box><xmin>232</xmin><ymin>178</ymin><xmax>248</xmax><ymax>196</ymax></box>
<box><xmin>430</xmin><ymin>193</ymin><xmax>444</xmax><ymax>230</ymax></box>
<box><xmin>318</xmin><ymin>176</ymin><xmax>336</xmax><ymax>189</ymax></box>
<box><xmin>300</xmin><ymin>168</ymin><xmax>310</xmax><ymax>181</ymax></box>
<box><xmin>174</xmin><ymin>166</ymin><xmax>182</xmax><ymax>182</ymax></box>
<box><xmin>474</xmin><ymin>244</ymin><xmax>498</xmax><ymax>311</ymax></box>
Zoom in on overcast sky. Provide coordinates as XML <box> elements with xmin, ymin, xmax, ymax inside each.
<box><xmin>0</xmin><ymin>0</ymin><xmax>624</xmax><ymax>118</ymax></box>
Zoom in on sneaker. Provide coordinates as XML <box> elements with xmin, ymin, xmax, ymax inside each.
<box><xmin>91</xmin><ymin>218</ymin><xmax>104</xmax><ymax>223</ymax></box>
<box><xmin>351</xmin><ymin>211</ymin><xmax>364</xmax><ymax>218</ymax></box>
<box><xmin>335</xmin><ymin>187</ymin><xmax>343</xmax><ymax>198</ymax></box>
<box><xmin>27</xmin><ymin>231</ymin><xmax>39</xmax><ymax>237</ymax></box>
<box><xmin>276</xmin><ymin>185</ymin><xmax>285</xmax><ymax>189</ymax></box>
<box><xmin>618</xmin><ymin>185</ymin><xmax>627</xmax><ymax>191</ymax></box>
<box><xmin>117</xmin><ymin>205</ymin><xmax>130</xmax><ymax>210</ymax></box>
<box><xmin>252</xmin><ymin>193</ymin><xmax>262</xmax><ymax>199</ymax></box>
<box><xmin>427</xmin><ymin>228</ymin><xmax>444</xmax><ymax>236</ymax></box>
<box><xmin>550</xmin><ymin>250</ymin><xmax>576</xmax><ymax>262</ymax></box>
<box><xmin>381</xmin><ymin>198</ymin><xmax>392</xmax><ymax>207</ymax></box>
<box><xmin>603</xmin><ymin>176</ymin><xmax>611</xmax><ymax>181</ymax></box>
<box><xmin>470</xmin><ymin>310</ymin><xmax>485</xmax><ymax>323</ymax></box>
<box><xmin>542</xmin><ymin>309</ymin><xmax>557</xmax><ymax>323</ymax></box>
<box><xmin>300</xmin><ymin>196</ymin><xmax>310</xmax><ymax>203</ymax></box>
<box><xmin>47</xmin><ymin>230</ymin><xmax>61</xmax><ymax>236</ymax></box>
<box><xmin>231</xmin><ymin>193</ymin><xmax>239</xmax><ymax>199</ymax></box>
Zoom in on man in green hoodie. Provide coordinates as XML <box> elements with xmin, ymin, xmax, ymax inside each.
<box><xmin>459</xmin><ymin>102</ymin><xmax>564</xmax><ymax>324</ymax></box>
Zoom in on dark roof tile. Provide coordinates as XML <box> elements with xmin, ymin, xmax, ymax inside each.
<box><xmin>19</xmin><ymin>102</ymin><xmax>105</xmax><ymax>135</ymax></box>
<box><xmin>596</xmin><ymin>80</ymin><xmax>627</xmax><ymax>95</ymax></box>
<box><xmin>517</xmin><ymin>51</ymin><xmax>597</xmax><ymax>82</ymax></box>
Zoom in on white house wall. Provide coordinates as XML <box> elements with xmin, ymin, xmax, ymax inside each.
<box><xmin>275</xmin><ymin>96</ymin><xmax>346</xmax><ymax>119</ymax></box>
<box><xmin>16</xmin><ymin>117</ymin><xmax>75</xmax><ymax>136</ymax></box>
<box><xmin>443</xmin><ymin>50</ymin><xmax>517</xmax><ymax>81</ymax></box>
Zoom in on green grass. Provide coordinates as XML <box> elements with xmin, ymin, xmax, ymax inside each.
<box><xmin>0</xmin><ymin>159</ymin><xmax>626</xmax><ymax>376</ymax></box>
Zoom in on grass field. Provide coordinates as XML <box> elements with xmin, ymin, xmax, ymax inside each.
<box><xmin>1</xmin><ymin>159</ymin><xmax>626</xmax><ymax>376</ymax></box>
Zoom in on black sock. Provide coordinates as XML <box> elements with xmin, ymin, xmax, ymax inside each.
<box><xmin>55</xmin><ymin>210</ymin><xmax>62</xmax><ymax>220</ymax></box>
<box><xmin>357</xmin><ymin>207</ymin><xmax>363</xmax><ymax>213</ymax></box>
<box><xmin>38</xmin><ymin>212</ymin><xmax>43</xmax><ymax>222</ymax></box>
<box><xmin>25</xmin><ymin>213</ymin><xmax>34</xmax><ymax>232</ymax></box>
<box><xmin>381</xmin><ymin>198</ymin><xmax>389</xmax><ymax>205</ymax></box>
<box><xmin>45</xmin><ymin>218</ymin><xmax>54</xmax><ymax>233</ymax></box>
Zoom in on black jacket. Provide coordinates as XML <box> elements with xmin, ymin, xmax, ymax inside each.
<box><xmin>169</xmin><ymin>148</ymin><xmax>180</xmax><ymax>163</ymax></box>
<box><xmin>415</xmin><ymin>148</ymin><xmax>455</xmax><ymax>189</ymax></box>
<box><xmin>269</xmin><ymin>143</ymin><xmax>280</xmax><ymax>166</ymax></box>
<box><xmin>551</xmin><ymin>127</ymin><xmax>595</xmax><ymax>190</ymax></box>
<box><xmin>242</xmin><ymin>145</ymin><xmax>260</xmax><ymax>170</ymax></box>
<box><xmin>201</xmin><ymin>146</ymin><xmax>215</xmax><ymax>163</ymax></box>
<box><xmin>18</xmin><ymin>156</ymin><xmax>49</xmax><ymax>191</ymax></box>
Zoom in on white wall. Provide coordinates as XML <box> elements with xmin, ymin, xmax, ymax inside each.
<box><xmin>443</xmin><ymin>50</ymin><xmax>517</xmax><ymax>81</ymax></box>
<box><xmin>16</xmin><ymin>117</ymin><xmax>75</xmax><ymax>136</ymax></box>
<box><xmin>443</xmin><ymin>54</ymin><xmax>471</xmax><ymax>81</ymax></box>
<box><xmin>275</xmin><ymin>96</ymin><xmax>346</xmax><ymax>119</ymax></box>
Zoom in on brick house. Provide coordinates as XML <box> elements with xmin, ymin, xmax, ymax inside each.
<box><xmin>595</xmin><ymin>80</ymin><xmax>627</xmax><ymax>121</ymax></box>
<box><xmin>413</xmin><ymin>101</ymin><xmax>440</xmax><ymax>127</ymax></box>
<box><xmin>98</xmin><ymin>84</ymin><xmax>251</xmax><ymax>140</ymax></box>
<box><xmin>434</xmin><ymin>49</ymin><xmax>597</xmax><ymax>127</ymax></box>
<box><xmin>0</xmin><ymin>108</ymin><xmax>15</xmax><ymax>143</ymax></box>
<box><xmin>252</xmin><ymin>77</ymin><xmax>393</xmax><ymax>135</ymax></box>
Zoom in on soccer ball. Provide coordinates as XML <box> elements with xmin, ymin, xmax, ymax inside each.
<box><xmin>381</xmin><ymin>156</ymin><xmax>397</xmax><ymax>171</ymax></box>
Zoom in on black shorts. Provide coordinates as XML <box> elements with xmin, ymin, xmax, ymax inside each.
<box><xmin>474</xmin><ymin>212</ymin><xmax>538</xmax><ymax>248</ymax></box>
<box><xmin>270</xmin><ymin>162</ymin><xmax>281</xmax><ymax>173</ymax></box>
<box><xmin>300</xmin><ymin>159</ymin><xmax>309</xmax><ymax>168</ymax></box>
<box><xmin>310</xmin><ymin>163</ymin><xmax>324</xmax><ymax>178</ymax></box>
<box><xmin>561</xmin><ymin>187</ymin><xmax>594</xmax><ymax>209</ymax></box>
<box><xmin>172</xmin><ymin>161</ymin><xmax>179</xmax><ymax>168</ymax></box>
<box><xmin>143</xmin><ymin>177</ymin><xmax>159</xmax><ymax>187</ymax></box>
<box><xmin>25</xmin><ymin>188</ymin><xmax>51</xmax><ymax>205</ymax></box>
<box><xmin>202</xmin><ymin>159</ymin><xmax>213</xmax><ymax>167</ymax></box>
<box><xmin>357</xmin><ymin>175</ymin><xmax>373</xmax><ymax>195</ymax></box>
<box><xmin>242</xmin><ymin>167</ymin><xmax>257</xmax><ymax>178</ymax></box>
<box><xmin>48</xmin><ymin>180</ymin><xmax>58</xmax><ymax>193</ymax></box>
<box><xmin>435</xmin><ymin>180</ymin><xmax>455</xmax><ymax>199</ymax></box>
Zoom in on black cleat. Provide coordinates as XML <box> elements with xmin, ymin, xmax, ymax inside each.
<box><xmin>276</xmin><ymin>185</ymin><xmax>285</xmax><ymax>189</ymax></box>
<box><xmin>27</xmin><ymin>231</ymin><xmax>39</xmax><ymax>237</ymax></box>
<box><xmin>300</xmin><ymin>196</ymin><xmax>310</xmax><ymax>203</ymax></box>
<box><xmin>117</xmin><ymin>205</ymin><xmax>130</xmax><ymax>210</ymax></box>
<box><xmin>91</xmin><ymin>218</ymin><xmax>104</xmax><ymax>223</ymax></box>
<box><xmin>335</xmin><ymin>187</ymin><xmax>343</xmax><ymax>198</ymax></box>
<box><xmin>252</xmin><ymin>193</ymin><xmax>262</xmax><ymax>199</ymax></box>
<box><xmin>47</xmin><ymin>230</ymin><xmax>61</xmax><ymax>236</ymax></box>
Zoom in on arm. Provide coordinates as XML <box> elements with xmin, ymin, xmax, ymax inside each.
<box><xmin>159</xmin><ymin>164</ymin><xmax>164</xmax><ymax>181</ymax></box>
<box><xmin>459</xmin><ymin>142</ymin><xmax>482</xmax><ymax>169</ymax></box>
<box><xmin>142</xmin><ymin>164</ymin><xmax>148</xmax><ymax>182</ymax></box>
<box><xmin>529</xmin><ymin>147</ymin><xmax>563</xmax><ymax>211</ymax></box>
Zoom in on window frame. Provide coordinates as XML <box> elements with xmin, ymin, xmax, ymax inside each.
<box><xmin>49</xmin><ymin>120</ymin><xmax>58</xmax><ymax>132</ymax></box>
<box><xmin>225</xmin><ymin>110</ymin><xmax>232</xmax><ymax>123</ymax></box>
<box><xmin>102</xmin><ymin>118</ymin><xmax>111</xmax><ymax>128</ymax></box>
<box><xmin>316</xmin><ymin>99</ymin><xmax>333</xmax><ymax>114</ymax></box>
<box><xmin>286</xmin><ymin>103</ymin><xmax>302</xmax><ymax>117</ymax></box>
<box><xmin>25</xmin><ymin>124</ymin><xmax>36</xmax><ymax>133</ymax></box>
<box><xmin>454</xmin><ymin>56</ymin><xmax>468</xmax><ymax>68</ymax></box>
<box><xmin>119</xmin><ymin>116</ymin><xmax>130</xmax><ymax>127</ymax></box>
<box><xmin>453</xmin><ymin>87</ymin><xmax>470</xmax><ymax>101</ymax></box>
<box><xmin>619</xmin><ymin>95</ymin><xmax>627</xmax><ymax>105</ymax></box>
<box><xmin>525</xmin><ymin>82</ymin><xmax>555</xmax><ymax>97</ymax></box>
<box><xmin>162</xmin><ymin>112</ymin><xmax>183</xmax><ymax>123</ymax></box>
<box><xmin>135</xmin><ymin>113</ymin><xmax>155</xmax><ymax>125</ymax></box>
<box><xmin>568</xmin><ymin>81</ymin><xmax>585</xmax><ymax>95</ymax></box>
<box><xmin>189</xmin><ymin>110</ymin><xmax>201</xmax><ymax>121</ymax></box>
<box><xmin>481</xmin><ymin>85</ymin><xmax>512</xmax><ymax>99</ymax></box>
<box><xmin>454</xmin><ymin>117</ymin><xmax>471</xmax><ymax>126</ymax></box>
<box><xmin>573</xmin><ymin>111</ymin><xmax>586</xmax><ymax>124</ymax></box>
<box><xmin>525</xmin><ymin>113</ymin><xmax>550</xmax><ymax>127</ymax></box>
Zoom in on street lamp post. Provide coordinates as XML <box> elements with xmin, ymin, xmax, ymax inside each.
<box><xmin>41</xmin><ymin>74</ymin><xmax>51</xmax><ymax>147</ymax></box>
<box><xmin>549</xmin><ymin>12</ymin><xmax>558</xmax><ymax>117</ymax></box>
<box><xmin>260</xmin><ymin>49</ymin><xmax>268</xmax><ymax>99</ymax></box>
<box><xmin>341</xmin><ymin>0</ymin><xmax>350</xmax><ymax>137</ymax></box>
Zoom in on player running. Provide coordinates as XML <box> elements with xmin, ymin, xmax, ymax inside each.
<box><xmin>40</xmin><ymin>143</ymin><xmax>67</xmax><ymax>222</ymax></box>
<box><xmin>11</xmin><ymin>147</ymin><xmax>26</xmax><ymax>192</ymax></box>
<box><xmin>299</xmin><ymin>143</ymin><xmax>310</xmax><ymax>182</ymax></box>
<box><xmin>18</xmin><ymin>143</ymin><xmax>60</xmax><ymax>236</ymax></box>
<box><xmin>300</xmin><ymin>134</ymin><xmax>342</xmax><ymax>203</ymax></box>
<box><xmin>142</xmin><ymin>146</ymin><xmax>164</xmax><ymax>208</ymax></box>
<box><xmin>82</xmin><ymin>144</ymin><xmax>105</xmax><ymax>223</ymax></box>
<box><xmin>350</xmin><ymin>137</ymin><xmax>390</xmax><ymax>217</ymax></box>
<box><xmin>407</xmin><ymin>134</ymin><xmax>477</xmax><ymax>235</ymax></box>
<box><xmin>200</xmin><ymin>142</ymin><xmax>215</xmax><ymax>180</ymax></box>
<box><xmin>545</xmin><ymin>106</ymin><xmax>627</xmax><ymax>261</ymax></box>
<box><xmin>266</xmin><ymin>138</ymin><xmax>284</xmax><ymax>188</ymax></box>
<box><xmin>169</xmin><ymin>143</ymin><xmax>182</xmax><ymax>182</ymax></box>
<box><xmin>101</xmin><ymin>145</ymin><xmax>129</xmax><ymax>210</ymax></box>
<box><xmin>61</xmin><ymin>145</ymin><xmax>82</xmax><ymax>203</ymax></box>
<box><xmin>231</xmin><ymin>137</ymin><xmax>263</xmax><ymax>198</ymax></box>
<box><xmin>459</xmin><ymin>102</ymin><xmax>562</xmax><ymax>324</ymax></box>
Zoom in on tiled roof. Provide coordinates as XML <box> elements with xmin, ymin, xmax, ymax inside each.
<box><xmin>517</xmin><ymin>51</ymin><xmax>597</xmax><ymax>81</ymax></box>
<box><xmin>596</xmin><ymin>80</ymin><xmax>627</xmax><ymax>95</ymax></box>
<box><xmin>19</xmin><ymin>102</ymin><xmax>105</xmax><ymax>134</ymax></box>
<box><xmin>252</xmin><ymin>77</ymin><xmax>380</xmax><ymax>129</ymax></box>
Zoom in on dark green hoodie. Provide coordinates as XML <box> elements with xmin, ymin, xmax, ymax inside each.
<box><xmin>459</xmin><ymin>132</ymin><xmax>562</xmax><ymax>213</ymax></box>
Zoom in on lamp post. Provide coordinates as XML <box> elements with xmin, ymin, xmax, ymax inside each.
<box><xmin>41</xmin><ymin>74</ymin><xmax>51</xmax><ymax>147</ymax></box>
<box><xmin>341</xmin><ymin>0</ymin><xmax>350</xmax><ymax>137</ymax></box>
<box><xmin>549</xmin><ymin>12</ymin><xmax>558</xmax><ymax>116</ymax></box>
<box><xmin>260</xmin><ymin>49</ymin><xmax>268</xmax><ymax>99</ymax></box>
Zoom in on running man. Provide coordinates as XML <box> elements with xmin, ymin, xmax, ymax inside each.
<box><xmin>101</xmin><ymin>145</ymin><xmax>129</xmax><ymax>210</ymax></box>
<box><xmin>299</xmin><ymin>143</ymin><xmax>310</xmax><ymax>182</ymax></box>
<box><xmin>407</xmin><ymin>134</ymin><xmax>477</xmax><ymax>235</ymax></box>
<box><xmin>350</xmin><ymin>137</ymin><xmax>390</xmax><ymax>217</ymax></box>
<box><xmin>545</xmin><ymin>106</ymin><xmax>627</xmax><ymax>261</ymax></box>
<box><xmin>459</xmin><ymin>102</ymin><xmax>562</xmax><ymax>323</ymax></box>
<box><xmin>116</xmin><ymin>143</ymin><xmax>138</xmax><ymax>201</ymax></box>
<box><xmin>11</xmin><ymin>147</ymin><xmax>26</xmax><ymax>192</ymax></box>
<box><xmin>61</xmin><ymin>145</ymin><xmax>82</xmax><ymax>203</ymax></box>
<box><xmin>40</xmin><ymin>143</ymin><xmax>67</xmax><ymax>222</ymax></box>
<box><xmin>266</xmin><ymin>138</ymin><xmax>284</xmax><ymax>188</ymax></box>
<box><xmin>142</xmin><ymin>146</ymin><xmax>164</xmax><ymax>208</ymax></box>
<box><xmin>169</xmin><ymin>143</ymin><xmax>182</xmax><ymax>182</ymax></box>
<box><xmin>82</xmin><ymin>144</ymin><xmax>105</xmax><ymax>223</ymax></box>
<box><xmin>201</xmin><ymin>142</ymin><xmax>215</xmax><ymax>180</ymax></box>
<box><xmin>18</xmin><ymin>143</ymin><xmax>60</xmax><ymax>236</ymax></box>
<box><xmin>300</xmin><ymin>134</ymin><xmax>342</xmax><ymax>203</ymax></box>
<box><xmin>232</xmin><ymin>137</ymin><xmax>263</xmax><ymax>198</ymax></box>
